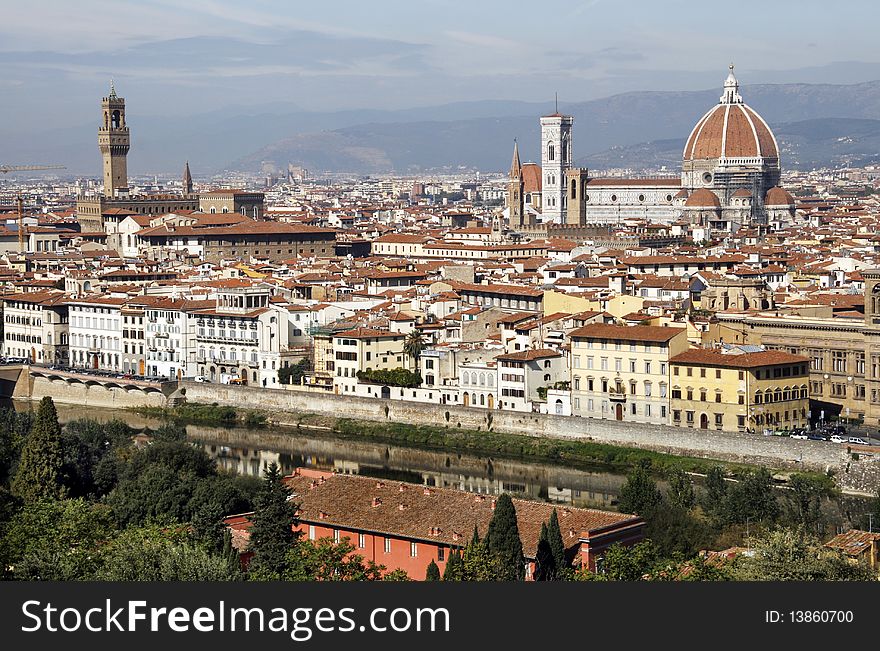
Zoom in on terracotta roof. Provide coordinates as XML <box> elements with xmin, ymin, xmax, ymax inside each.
<box><xmin>568</xmin><ymin>323</ymin><xmax>686</xmax><ymax>343</ymax></box>
<box><xmin>227</xmin><ymin>472</ymin><xmax>643</xmax><ymax>559</ymax></box>
<box><xmin>765</xmin><ymin>186</ymin><xmax>795</xmax><ymax>206</ymax></box>
<box><xmin>824</xmin><ymin>529</ymin><xmax>880</xmax><ymax>556</ymax></box>
<box><xmin>684</xmin><ymin>103</ymin><xmax>778</xmax><ymax>160</ymax></box>
<box><xmin>495</xmin><ymin>348</ymin><xmax>561</xmax><ymax>362</ymax></box>
<box><xmin>670</xmin><ymin>348</ymin><xmax>808</xmax><ymax>368</ymax></box>
<box><xmin>334</xmin><ymin>327</ymin><xmax>404</xmax><ymax>339</ymax></box>
<box><xmin>685</xmin><ymin>188</ymin><xmax>722</xmax><ymax>208</ymax></box>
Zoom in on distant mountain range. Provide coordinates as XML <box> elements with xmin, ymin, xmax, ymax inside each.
<box><xmin>232</xmin><ymin>81</ymin><xmax>880</xmax><ymax>175</ymax></box>
<box><xmin>584</xmin><ymin>118</ymin><xmax>880</xmax><ymax>171</ymax></box>
<box><xmin>6</xmin><ymin>81</ymin><xmax>880</xmax><ymax>176</ymax></box>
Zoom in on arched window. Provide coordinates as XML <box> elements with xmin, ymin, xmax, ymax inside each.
<box><xmin>471</xmin><ymin>372</ymin><xmax>477</xmax><ymax>385</ymax></box>
<box><xmin>548</xmin><ymin>143</ymin><xmax>555</xmax><ymax>161</ymax></box>
<box><xmin>487</xmin><ymin>375</ymin><xmax>494</xmax><ymax>387</ymax></box>
<box><xmin>571</xmin><ymin>179</ymin><xmax>577</xmax><ymax>199</ymax></box>
<box><xmin>479</xmin><ymin>372</ymin><xmax>485</xmax><ymax>386</ymax></box>
<box><xmin>463</xmin><ymin>373</ymin><xmax>469</xmax><ymax>386</ymax></box>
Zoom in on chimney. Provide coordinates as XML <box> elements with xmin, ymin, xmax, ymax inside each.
<box><xmin>423</xmin><ymin>487</ymin><xmax>432</xmax><ymax>496</ymax></box>
<box><xmin>491</xmin><ymin>499</ymin><xmax>496</xmax><ymax>510</ymax></box>
<box><xmin>371</xmin><ymin>497</ymin><xmax>382</xmax><ymax>507</ymax></box>
<box><xmin>568</xmin><ymin>528</ymin><xmax>576</xmax><ymax>538</ymax></box>
<box><xmin>474</xmin><ymin>495</ymin><xmax>485</xmax><ymax>503</ymax></box>
<box><xmin>375</xmin><ymin>481</ymin><xmax>385</xmax><ymax>489</ymax></box>
<box><xmin>399</xmin><ymin>484</ymin><xmax>407</xmax><ymax>492</ymax></box>
<box><xmin>398</xmin><ymin>503</ymin><xmax>407</xmax><ymax>511</ymax></box>
<box><xmin>318</xmin><ymin>510</ymin><xmax>328</xmax><ymax>519</ymax></box>
<box><xmin>319</xmin><ymin>476</ymin><xmax>326</xmax><ymax>484</ymax></box>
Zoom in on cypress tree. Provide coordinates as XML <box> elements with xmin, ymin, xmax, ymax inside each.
<box><xmin>11</xmin><ymin>397</ymin><xmax>67</xmax><ymax>502</ymax></box>
<box><xmin>618</xmin><ymin>463</ymin><xmax>662</xmax><ymax>516</ymax></box>
<box><xmin>485</xmin><ymin>493</ymin><xmax>525</xmax><ymax>581</ymax></box>
<box><xmin>547</xmin><ymin>509</ymin><xmax>566</xmax><ymax>571</ymax></box>
<box><xmin>247</xmin><ymin>462</ymin><xmax>299</xmax><ymax>579</ymax></box>
<box><xmin>425</xmin><ymin>559</ymin><xmax>441</xmax><ymax>581</ymax></box>
<box><xmin>442</xmin><ymin>549</ymin><xmax>463</xmax><ymax>581</ymax></box>
<box><xmin>534</xmin><ymin>523</ymin><xmax>556</xmax><ymax>581</ymax></box>
<box><xmin>462</xmin><ymin>532</ymin><xmax>499</xmax><ymax>581</ymax></box>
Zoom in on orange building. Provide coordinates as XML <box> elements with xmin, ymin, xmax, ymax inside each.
<box><xmin>226</xmin><ymin>468</ymin><xmax>644</xmax><ymax>579</ymax></box>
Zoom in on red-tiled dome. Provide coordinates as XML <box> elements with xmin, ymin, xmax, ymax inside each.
<box><xmin>684</xmin><ymin>188</ymin><xmax>721</xmax><ymax>208</ymax></box>
<box><xmin>683</xmin><ymin>66</ymin><xmax>779</xmax><ymax>162</ymax></box>
<box><xmin>764</xmin><ymin>186</ymin><xmax>794</xmax><ymax>206</ymax></box>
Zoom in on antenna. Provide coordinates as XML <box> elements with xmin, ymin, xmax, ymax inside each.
<box><xmin>555</xmin><ymin>92</ymin><xmax>558</xmax><ymax>114</ymax></box>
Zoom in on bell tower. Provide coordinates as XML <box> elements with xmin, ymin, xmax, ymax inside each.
<box><xmin>98</xmin><ymin>80</ymin><xmax>130</xmax><ymax>198</ymax></box>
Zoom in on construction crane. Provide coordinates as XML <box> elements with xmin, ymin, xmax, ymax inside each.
<box><xmin>0</xmin><ymin>164</ymin><xmax>65</xmax><ymax>174</ymax></box>
<box><xmin>16</xmin><ymin>195</ymin><xmax>26</xmax><ymax>253</ymax></box>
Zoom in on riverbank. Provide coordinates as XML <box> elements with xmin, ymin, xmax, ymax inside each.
<box><xmin>132</xmin><ymin>401</ymin><xmax>824</xmax><ymax>484</ymax></box>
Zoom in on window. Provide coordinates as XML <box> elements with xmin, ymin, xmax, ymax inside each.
<box><xmin>410</xmin><ymin>541</ymin><xmax>418</xmax><ymax>558</ymax></box>
<box><xmin>333</xmin><ymin>529</ymin><xmax>340</xmax><ymax>543</ymax></box>
<box><xmin>716</xmin><ymin>369</ymin><xmax>722</xmax><ymax>379</ymax></box>
<box><xmin>308</xmin><ymin>525</ymin><xmax>316</xmax><ymax>541</ymax></box>
<box><xmin>384</xmin><ymin>537</ymin><xmax>391</xmax><ymax>553</ymax></box>
<box><xmin>438</xmin><ymin>547</ymin><xmax>445</xmax><ymax>562</ymax></box>
<box><xmin>358</xmin><ymin>533</ymin><xmax>366</xmax><ymax>549</ymax></box>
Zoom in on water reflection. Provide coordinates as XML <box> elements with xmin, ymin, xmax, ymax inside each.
<box><xmin>18</xmin><ymin>400</ymin><xmax>626</xmax><ymax>510</ymax></box>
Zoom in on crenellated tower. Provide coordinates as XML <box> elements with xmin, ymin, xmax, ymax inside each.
<box><xmin>98</xmin><ymin>80</ymin><xmax>130</xmax><ymax>198</ymax></box>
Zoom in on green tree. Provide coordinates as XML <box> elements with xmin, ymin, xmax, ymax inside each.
<box><xmin>618</xmin><ymin>462</ymin><xmax>662</xmax><ymax>516</ymax></box>
<box><xmin>702</xmin><ymin>465</ymin><xmax>728</xmax><ymax>522</ymax></box>
<box><xmin>11</xmin><ymin>397</ymin><xmax>67</xmax><ymax>502</ymax></box>
<box><xmin>96</xmin><ymin>525</ymin><xmax>240</xmax><ymax>581</ymax></box>
<box><xmin>533</xmin><ymin>522</ymin><xmax>556</xmax><ymax>581</ymax></box>
<box><xmin>591</xmin><ymin>541</ymin><xmax>660</xmax><ymax>581</ymax></box>
<box><xmin>1</xmin><ymin>498</ymin><xmax>115</xmax><ymax>580</ymax></box>
<box><xmin>547</xmin><ymin>509</ymin><xmax>566</xmax><ymax>571</ymax></box>
<box><xmin>282</xmin><ymin>538</ymin><xmax>388</xmax><ymax>581</ymax></box>
<box><xmin>733</xmin><ymin>527</ymin><xmax>875</xmax><ymax>581</ymax></box>
<box><xmin>485</xmin><ymin>494</ymin><xmax>525</xmax><ymax>581</ymax></box>
<box><xmin>425</xmin><ymin>559</ymin><xmax>441</xmax><ymax>581</ymax></box>
<box><xmin>0</xmin><ymin>407</ymin><xmax>33</xmax><ymax>485</ymax></box>
<box><xmin>462</xmin><ymin>531</ymin><xmax>501</xmax><ymax>581</ymax></box>
<box><xmin>247</xmin><ymin>462</ymin><xmax>299</xmax><ymax>579</ymax></box>
<box><xmin>786</xmin><ymin>474</ymin><xmax>832</xmax><ymax>533</ymax></box>
<box><xmin>721</xmin><ymin>468</ymin><xmax>779</xmax><ymax>528</ymax></box>
<box><xmin>403</xmin><ymin>329</ymin><xmax>426</xmax><ymax>363</ymax></box>
<box><xmin>442</xmin><ymin>549</ymin><xmax>464</xmax><ymax>581</ymax></box>
<box><xmin>278</xmin><ymin>358</ymin><xmax>311</xmax><ymax>385</ymax></box>
<box><xmin>667</xmin><ymin>469</ymin><xmax>696</xmax><ymax>511</ymax></box>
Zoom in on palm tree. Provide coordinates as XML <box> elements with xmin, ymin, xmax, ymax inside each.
<box><xmin>403</xmin><ymin>329</ymin><xmax>426</xmax><ymax>365</ymax></box>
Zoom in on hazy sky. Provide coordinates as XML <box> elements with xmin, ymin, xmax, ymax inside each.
<box><xmin>3</xmin><ymin>0</ymin><xmax>880</xmax><ymax>131</ymax></box>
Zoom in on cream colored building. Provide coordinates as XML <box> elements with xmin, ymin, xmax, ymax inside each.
<box><xmin>669</xmin><ymin>347</ymin><xmax>809</xmax><ymax>432</ymax></box>
<box><xmin>568</xmin><ymin>323</ymin><xmax>689</xmax><ymax>425</ymax></box>
<box><xmin>331</xmin><ymin>327</ymin><xmax>408</xmax><ymax>395</ymax></box>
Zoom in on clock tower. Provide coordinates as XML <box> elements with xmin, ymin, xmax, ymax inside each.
<box><xmin>540</xmin><ymin>109</ymin><xmax>572</xmax><ymax>223</ymax></box>
<box><xmin>98</xmin><ymin>80</ymin><xmax>130</xmax><ymax>198</ymax></box>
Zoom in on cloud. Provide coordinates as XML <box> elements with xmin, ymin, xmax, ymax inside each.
<box><xmin>443</xmin><ymin>31</ymin><xmax>519</xmax><ymax>50</ymax></box>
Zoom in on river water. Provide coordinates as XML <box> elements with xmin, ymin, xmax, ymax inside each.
<box><xmin>13</xmin><ymin>401</ymin><xmax>630</xmax><ymax>509</ymax></box>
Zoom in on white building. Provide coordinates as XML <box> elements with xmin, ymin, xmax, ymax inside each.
<box><xmin>68</xmin><ymin>296</ymin><xmax>125</xmax><ymax>371</ymax></box>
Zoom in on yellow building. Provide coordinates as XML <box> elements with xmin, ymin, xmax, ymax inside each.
<box><xmin>569</xmin><ymin>324</ymin><xmax>689</xmax><ymax>426</ymax></box>
<box><xmin>331</xmin><ymin>327</ymin><xmax>409</xmax><ymax>394</ymax></box>
<box><xmin>669</xmin><ymin>347</ymin><xmax>809</xmax><ymax>432</ymax></box>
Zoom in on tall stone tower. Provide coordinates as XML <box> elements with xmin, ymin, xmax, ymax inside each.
<box><xmin>98</xmin><ymin>81</ymin><xmax>130</xmax><ymax>198</ymax></box>
<box><xmin>540</xmin><ymin>109</ymin><xmax>573</xmax><ymax>223</ymax></box>
<box><xmin>183</xmin><ymin>160</ymin><xmax>193</xmax><ymax>194</ymax></box>
<box><xmin>507</xmin><ymin>140</ymin><xmax>525</xmax><ymax>228</ymax></box>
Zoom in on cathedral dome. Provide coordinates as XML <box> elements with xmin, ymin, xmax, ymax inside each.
<box><xmin>683</xmin><ymin>66</ymin><xmax>779</xmax><ymax>162</ymax></box>
<box><xmin>764</xmin><ymin>186</ymin><xmax>794</xmax><ymax>206</ymax></box>
<box><xmin>684</xmin><ymin>188</ymin><xmax>721</xmax><ymax>208</ymax></box>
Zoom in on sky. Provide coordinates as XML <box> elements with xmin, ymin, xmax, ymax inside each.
<box><xmin>2</xmin><ymin>0</ymin><xmax>880</xmax><ymax>134</ymax></box>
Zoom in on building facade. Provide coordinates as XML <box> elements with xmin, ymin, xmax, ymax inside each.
<box><xmin>569</xmin><ymin>324</ymin><xmax>689</xmax><ymax>425</ymax></box>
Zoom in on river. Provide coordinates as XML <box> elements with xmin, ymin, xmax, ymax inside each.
<box><xmin>11</xmin><ymin>400</ymin><xmax>630</xmax><ymax>510</ymax></box>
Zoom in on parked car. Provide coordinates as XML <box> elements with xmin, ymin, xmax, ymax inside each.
<box><xmin>848</xmin><ymin>437</ymin><xmax>869</xmax><ymax>446</ymax></box>
<box><xmin>807</xmin><ymin>434</ymin><xmax>826</xmax><ymax>441</ymax></box>
<box><xmin>789</xmin><ymin>433</ymin><xmax>809</xmax><ymax>440</ymax></box>
<box><xmin>194</xmin><ymin>375</ymin><xmax>208</xmax><ymax>383</ymax></box>
<box><xmin>830</xmin><ymin>434</ymin><xmax>846</xmax><ymax>443</ymax></box>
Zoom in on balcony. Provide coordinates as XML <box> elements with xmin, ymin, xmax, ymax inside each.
<box><xmin>608</xmin><ymin>385</ymin><xmax>627</xmax><ymax>401</ymax></box>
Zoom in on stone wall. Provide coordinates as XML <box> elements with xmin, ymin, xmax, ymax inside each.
<box><xmin>24</xmin><ymin>375</ymin><xmax>167</xmax><ymax>409</ymax></box>
<box><xmin>180</xmin><ymin>381</ymin><xmax>856</xmax><ymax>475</ymax></box>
